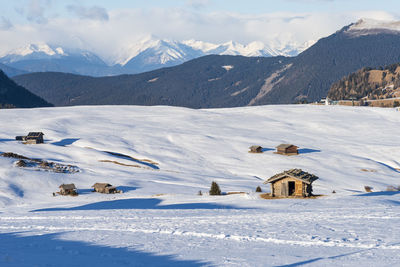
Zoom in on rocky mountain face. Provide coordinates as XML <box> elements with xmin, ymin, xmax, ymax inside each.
<box><xmin>328</xmin><ymin>63</ymin><xmax>400</xmax><ymax>100</ymax></box>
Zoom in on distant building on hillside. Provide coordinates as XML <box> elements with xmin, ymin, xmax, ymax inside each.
<box><xmin>92</xmin><ymin>183</ymin><xmax>120</xmax><ymax>194</ymax></box>
<box><xmin>249</xmin><ymin>145</ymin><xmax>263</xmax><ymax>153</ymax></box>
<box><xmin>16</xmin><ymin>132</ymin><xmax>44</xmax><ymax>144</ymax></box>
<box><xmin>59</xmin><ymin>184</ymin><xmax>77</xmax><ymax>196</ymax></box>
<box><xmin>264</xmin><ymin>169</ymin><xmax>318</xmax><ymax>197</ymax></box>
<box><xmin>275</xmin><ymin>144</ymin><xmax>298</xmax><ymax>155</ymax></box>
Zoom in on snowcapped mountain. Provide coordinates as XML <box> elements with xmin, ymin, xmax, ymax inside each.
<box><xmin>117</xmin><ymin>37</ymin><xmax>311</xmax><ymax>74</ymax></box>
<box><xmin>0</xmin><ymin>44</ymin><xmax>114</xmax><ymax>76</ymax></box>
<box><xmin>0</xmin><ymin>38</ymin><xmax>311</xmax><ymax>76</ymax></box>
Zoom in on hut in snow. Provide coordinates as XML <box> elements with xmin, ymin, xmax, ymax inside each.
<box><xmin>16</xmin><ymin>132</ymin><xmax>44</xmax><ymax>144</ymax></box>
<box><xmin>249</xmin><ymin>145</ymin><xmax>263</xmax><ymax>153</ymax></box>
<box><xmin>264</xmin><ymin>169</ymin><xmax>318</xmax><ymax>197</ymax></box>
<box><xmin>275</xmin><ymin>144</ymin><xmax>298</xmax><ymax>155</ymax></box>
<box><xmin>59</xmin><ymin>184</ymin><xmax>77</xmax><ymax>196</ymax></box>
<box><xmin>92</xmin><ymin>183</ymin><xmax>120</xmax><ymax>194</ymax></box>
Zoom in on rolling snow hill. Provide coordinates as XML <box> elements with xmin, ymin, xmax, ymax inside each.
<box><xmin>0</xmin><ymin>105</ymin><xmax>399</xmax><ymax>266</ymax></box>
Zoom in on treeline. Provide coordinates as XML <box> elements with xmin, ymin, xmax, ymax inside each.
<box><xmin>328</xmin><ymin>63</ymin><xmax>400</xmax><ymax>100</ymax></box>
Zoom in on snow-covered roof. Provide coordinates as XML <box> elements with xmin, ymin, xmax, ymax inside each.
<box><xmin>265</xmin><ymin>169</ymin><xmax>319</xmax><ymax>185</ymax></box>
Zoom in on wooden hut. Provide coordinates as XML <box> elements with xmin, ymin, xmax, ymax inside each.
<box><xmin>264</xmin><ymin>169</ymin><xmax>318</xmax><ymax>197</ymax></box>
<box><xmin>16</xmin><ymin>132</ymin><xmax>44</xmax><ymax>144</ymax></box>
<box><xmin>92</xmin><ymin>183</ymin><xmax>119</xmax><ymax>194</ymax></box>
<box><xmin>59</xmin><ymin>184</ymin><xmax>77</xmax><ymax>196</ymax></box>
<box><xmin>275</xmin><ymin>144</ymin><xmax>298</xmax><ymax>155</ymax></box>
<box><xmin>249</xmin><ymin>145</ymin><xmax>263</xmax><ymax>153</ymax></box>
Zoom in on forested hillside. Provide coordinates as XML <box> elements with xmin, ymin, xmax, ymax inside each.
<box><xmin>328</xmin><ymin>63</ymin><xmax>400</xmax><ymax>100</ymax></box>
<box><xmin>0</xmin><ymin>70</ymin><xmax>52</xmax><ymax>108</ymax></box>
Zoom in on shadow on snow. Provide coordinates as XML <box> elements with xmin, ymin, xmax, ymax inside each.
<box><xmin>0</xmin><ymin>138</ymin><xmax>15</xmax><ymax>142</ymax></box>
<box><xmin>274</xmin><ymin>246</ymin><xmax>377</xmax><ymax>267</ymax></box>
<box><xmin>51</xmin><ymin>138</ymin><xmax>80</xmax><ymax>147</ymax></box>
<box><xmin>104</xmin><ymin>151</ymin><xmax>160</xmax><ymax>170</ymax></box>
<box><xmin>298</xmin><ymin>148</ymin><xmax>321</xmax><ymax>154</ymax></box>
<box><xmin>77</xmin><ymin>186</ymin><xmax>138</xmax><ymax>195</ymax></box>
<box><xmin>0</xmin><ymin>232</ymin><xmax>207</xmax><ymax>267</ymax></box>
<box><xmin>355</xmin><ymin>191</ymin><xmax>400</xmax><ymax>197</ymax></box>
<box><xmin>32</xmin><ymin>198</ymin><xmax>249</xmax><ymax>212</ymax></box>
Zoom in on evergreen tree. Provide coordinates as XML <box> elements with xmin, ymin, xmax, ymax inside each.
<box><xmin>209</xmin><ymin>182</ymin><xmax>221</xmax><ymax>195</ymax></box>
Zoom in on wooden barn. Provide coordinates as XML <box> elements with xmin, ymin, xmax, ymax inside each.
<box><xmin>264</xmin><ymin>169</ymin><xmax>318</xmax><ymax>197</ymax></box>
<box><xmin>275</xmin><ymin>144</ymin><xmax>298</xmax><ymax>155</ymax></box>
<box><xmin>59</xmin><ymin>184</ymin><xmax>77</xmax><ymax>196</ymax></box>
<box><xmin>92</xmin><ymin>183</ymin><xmax>120</xmax><ymax>194</ymax></box>
<box><xmin>16</xmin><ymin>132</ymin><xmax>44</xmax><ymax>144</ymax></box>
<box><xmin>249</xmin><ymin>145</ymin><xmax>263</xmax><ymax>153</ymax></box>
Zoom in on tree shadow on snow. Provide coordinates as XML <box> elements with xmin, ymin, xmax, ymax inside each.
<box><xmin>32</xmin><ymin>198</ymin><xmax>248</xmax><ymax>212</ymax></box>
<box><xmin>0</xmin><ymin>232</ymin><xmax>208</xmax><ymax>267</ymax></box>
<box><xmin>51</xmin><ymin>138</ymin><xmax>80</xmax><ymax>147</ymax></box>
<box><xmin>274</xmin><ymin>247</ymin><xmax>377</xmax><ymax>267</ymax></box>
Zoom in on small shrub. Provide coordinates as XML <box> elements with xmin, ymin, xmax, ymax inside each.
<box><xmin>209</xmin><ymin>181</ymin><xmax>221</xmax><ymax>195</ymax></box>
<box><xmin>332</xmin><ymin>190</ymin><xmax>336</xmax><ymax>194</ymax></box>
<box><xmin>364</xmin><ymin>186</ymin><xmax>373</xmax><ymax>192</ymax></box>
<box><xmin>255</xmin><ymin>186</ymin><xmax>262</xmax><ymax>192</ymax></box>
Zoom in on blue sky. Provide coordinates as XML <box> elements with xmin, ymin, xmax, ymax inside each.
<box><xmin>0</xmin><ymin>0</ymin><xmax>399</xmax><ymax>61</ymax></box>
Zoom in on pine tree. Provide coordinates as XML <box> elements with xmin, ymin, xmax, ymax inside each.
<box><xmin>209</xmin><ymin>182</ymin><xmax>221</xmax><ymax>195</ymax></box>
<box><xmin>255</xmin><ymin>186</ymin><xmax>262</xmax><ymax>192</ymax></box>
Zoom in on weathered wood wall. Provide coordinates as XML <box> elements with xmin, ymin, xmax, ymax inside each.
<box><xmin>271</xmin><ymin>177</ymin><xmax>304</xmax><ymax>197</ymax></box>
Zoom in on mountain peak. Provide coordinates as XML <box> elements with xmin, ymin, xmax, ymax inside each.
<box><xmin>10</xmin><ymin>43</ymin><xmax>65</xmax><ymax>57</ymax></box>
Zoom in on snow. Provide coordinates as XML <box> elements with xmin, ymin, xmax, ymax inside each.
<box><xmin>222</xmin><ymin>65</ymin><xmax>234</xmax><ymax>71</ymax></box>
<box><xmin>348</xmin><ymin>18</ymin><xmax>400</xmax><ymax>36</ymax></box>
<box><xmin>116</xmin><ymin>37</ymin><xmax>313</xmax><ymax>66</ymax></box>
<box><xmin>350</xmin><ymin>18</ymin><xmax>400</xmax><ymax>32</ymax></box>
<box><xmin>0</xmin><ymin>105</ymin><xmax>399</xmax><ymax>266</ymax></box>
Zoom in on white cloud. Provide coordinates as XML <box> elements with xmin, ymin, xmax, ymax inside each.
<box><xmin>186</xmin><ymin>0</ymin><xmax>211</xmax><ymax>9</ymax></box>
<box><xmin>0</xmin><ymin>7</ymin><xmax>398</xmax><ymax>63</ymax></box>
<box><xmin>0</xmin><ymin>17</ymin><xmax>13</xmax><ymax>30</ymax></box>
<box><xmin>25</xmin><ymin>0</ymin><xmax>51</xmax><ymax>24</ymax></box>
<box><xmin>67</xmin><ymin>5</ymin><xmax>109</xmax><ymax>21</ymax></box>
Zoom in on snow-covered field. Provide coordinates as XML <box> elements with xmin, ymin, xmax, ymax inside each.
<box><xmin>0</xmin><ymin>105</ymin><xmax>399</xmax><ymax>266</ymax></box>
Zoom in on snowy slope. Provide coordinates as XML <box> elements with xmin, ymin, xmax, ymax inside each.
<box><xmin>0</xmin><ymin>105</ymin><xmax>399</xmax><ymax>266</ymax></box>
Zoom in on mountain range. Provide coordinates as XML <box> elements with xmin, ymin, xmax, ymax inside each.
<box><xmin>0</xmin><ymin>37</ymin><xmax>310</xmax><ymax>77</ymax></box>
<box><xmin>12</xmin><ymin>19</ymin><xmax>400</xmax><ymax>108</ymax></box>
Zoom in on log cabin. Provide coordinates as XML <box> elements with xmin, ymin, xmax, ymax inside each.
<box><xmin>275</xmin><ymin>144</ymin><xmax>298</xmax><ymax>155</ymax></box>
<box><xmin>264</xmin><ymin>169</ymin><xmax>318</xmax><ymax>197</ymax></box>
